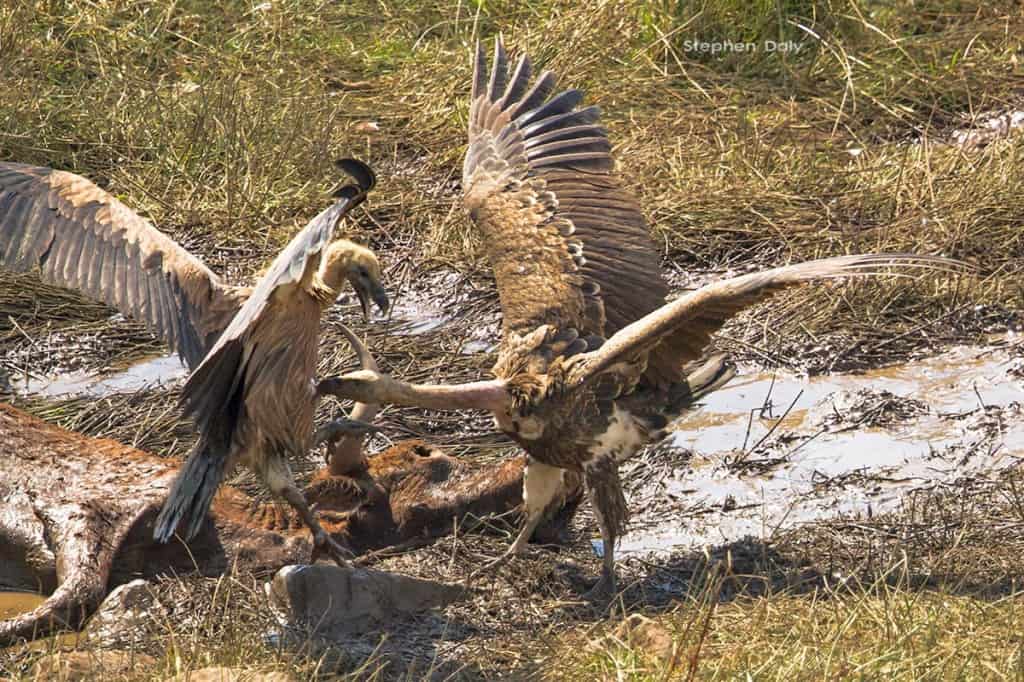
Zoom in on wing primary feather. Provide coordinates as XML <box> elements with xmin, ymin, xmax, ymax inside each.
<box><xmin>526</xmin><ymin>137</ymin><xmax>611</xmax><ymax>162</ymax></box>
<box><xmin>509</xmin><ymin>71</ymin><xmax>557</xmax><ymax>119</ymax></box>
<box><xmin>0</xmin><ymin>194</ymin><xmax>30</xmax><ymax>263</ymax></box>
<box><xmin>10</xmin><ymin>195</ymin><xmax>46</xmax><ymax>269</ymax></box>
<box><xmin>521</xmin><ymin>107</ymin><xmax>602</xmax><ymax>141</ymax></box>
<box><xmin>84</xmin><ymin>234</ymin><xmax>107</xmax><ymax>299</ymax></box>
<box><xmin>515</xmin><ymin>89</ymin><xmax>584</xmax><ymax>127</ymax></box>
<box><xmin>487</xmin><ymin>37</ymin><xmax>508</xmax><ymax>101</ymax></box>
<box><xmin>500</xmin><ymin>55</ymin><xmax>532</xmax><ymax>105</ymax></box>
<box><xmin>531</xmin><ymin>152</ymin><xmax>614</xmax><ymax>171</ymax></box>
<box><xmin>471</xmin><ymin>40</ymin><xmax>488</xmax><ymax>103</ymax></box>
<box><xmin>145</xmin><ymin>268</ymin><xmax>165</xmax><ymax>335</ymax></box>
<box><xmin>0</xmin><ymin>192</ymin><xmax>24</xmax><ymax>260</ymax></box>
<box><xmin>124</xmin><ymin>242</ymin><xmax>141</xmax><ymax>312</ymax></box>
<box><xmin>41</xmin><ymin>218</ymin><xmax>71</xmax><ymax>279</ymax></box>
<box><xmin>158</xmin><ymin>275</ymin><xmax>180</xmax><ymax>354</ymax></box>
<box><xmin>111</xmin><ymin>243</ymin><xmax>127</xmax><ymax>311</ymax></box>
<box><xmin>61</xmin><ymin>224</ymin><xmax>87</xmax><ymax>286</ymax></box>
<box><xmin>524</xmin><ymin>123</ymin><xmax>607</xmax><ymax>148</ymax></box>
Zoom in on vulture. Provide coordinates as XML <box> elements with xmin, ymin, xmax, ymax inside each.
<box><xmin>0</xmin><ymin>159</ymin><xmax>389</xmax><ymax>562</ymax></box>
<box><xmin>319</xmin><ymin>39</ymin><xmax>971</xmax><ymax>598</ymax></box>
<box><xmin>316</xmin><ymin>40</ymin><xmax>969</xmax><ymax>597</ymax></box>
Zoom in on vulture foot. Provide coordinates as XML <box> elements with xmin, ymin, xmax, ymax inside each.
<box><xmin>581</xmin><ymin>566</ymin><xmax>617</xmax><ymax>604</ymax></box>
<box><xmin>313</xmin><ymin>417</ymin><xmax>380</xmax><ymax>447</ymax></box>
<box><xmin>465</xmin><ymin>549</ymin><xmax>516</xmax><ymax>584</ymax></box>
<box><xmin>464</xmin><ymin>539</ymin><xmax>541</xmax><ymax>585</ymax></box>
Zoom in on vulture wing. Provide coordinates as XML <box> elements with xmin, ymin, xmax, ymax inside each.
<box><xmin>179</xmin><ymin>159</ymin><xmax>375</xmax><ymax>439</ymax></box>
<box><xmin>569</xmin><ymin>254</ymin><xmax>970</xmax><ymax>387</ymax></box>
<box><xmin>0</xmin><ymin>162</ymin><xmax>233</xmax><ymax>368</ymax></box>
<box><xmin>463</xmin><ymin>39</ymin><xmax>670</xmax><ymax>359</ymax></box>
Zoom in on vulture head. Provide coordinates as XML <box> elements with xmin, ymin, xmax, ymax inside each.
<box><xmin>319</xmin><ymin>239</ymin><xmax>389</xmax><ymax>320</ymax></box>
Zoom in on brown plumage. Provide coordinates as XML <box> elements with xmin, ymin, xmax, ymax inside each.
<box><xmin>152</xmin><ymin>161</ymin><xmax>388</xmax><ymax>562</ymax></box>
<box><xmin>0</xmin><ymin>157</ymin><xmax>388</xmax><ymax>562</ymax></box>
<box><xmin>316</xmin><ymin>40</ymin><xmax>972</xmax><ymax>598</ymax></box>
<box><xmin>0</xmin><ymin>163</ymin><xmax>250</xmax><ymax>369</ymax></box>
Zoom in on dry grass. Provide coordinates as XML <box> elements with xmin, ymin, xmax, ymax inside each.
<box><xmin>2</xmin><ymin>0</ymin><xmax>1024</xmax><ymax>679</ymax></box>
<box><xmin>555</xmin><ymin>473</ymin><xmax>1024</xmax><ymax>681</ymax></box>
<box><xmin>558</xmin><ymin>578</ymin><xmax>1024</xmax><ymax>680</ymax></box>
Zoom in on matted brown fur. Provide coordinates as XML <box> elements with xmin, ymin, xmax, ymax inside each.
<box><xmin>0</xmin><ymin>405</ymin><xmax>580</xmax><ymax>645</ymax></box>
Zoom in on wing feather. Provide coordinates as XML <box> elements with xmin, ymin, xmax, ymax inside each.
<box><xmin>0</xmin><ymin>162</ymin><xmax>233</xmax><ymax>368</ymax></box>
<box><xmin>463</xmin><ymin>39</ymin><xmax>671</xmax><ymax>374</ymax></box>
<box><xmin>572</xmin><ymin>254</ymin><xmax>971</xmax><ymax>386</ymax></box>
<box><xmin>180</xmin><ymin>160</ymin><xmax>376</xmax><ymax>428</ymax></box>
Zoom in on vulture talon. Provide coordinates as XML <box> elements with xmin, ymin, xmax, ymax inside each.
<box><xmin>0</xmin><ymin>159</ymin><xmax>391</xmax><ymax>550</ymax></box>
<box><xmin>464</xmin><ymin>547</ymin><xmax>525</xmax><ymax>585</ymax></box>
<box><xmin>281</xmin><ymin>38</ymin><xmax>970</xmax><ymax>595</ymax></box>
<box><xmin>581</xmin><ymin>567</ymin><xmax>617</xmax><ymax>604</ymax></box>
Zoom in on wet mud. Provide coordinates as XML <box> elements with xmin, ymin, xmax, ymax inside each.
<box><xmin>620</xmin><ymin>337</ymin><xmax>1023</xmax><ymax>555</ymax></box>
<box><xmin>8</xmin><ymin>354</ymin><xmax>185</xmax><ymax>399</ymax></box>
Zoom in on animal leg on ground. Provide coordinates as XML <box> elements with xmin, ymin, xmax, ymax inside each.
<box><xmin>582</xmin><ymin>462</ymin><xmax>628</xmax><ymax>602</ymax></box>
<box><xmin>0</xmin><ymin>499</ymin><xmax>153</xmax><ymax>647</ymax></box>
<box><xmin>262</xmin><ymin>453</ymin><xmax>353</xmax><ymax>566</ymax></box>
<box><xmin>468</xmin><ymin>457</ymin><xmax>564</xmax><ymax>581</ymax></box>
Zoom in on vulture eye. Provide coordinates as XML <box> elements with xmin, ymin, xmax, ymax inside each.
<box><xmin>358</xmin><ymin>266</ymin><xmax>369</xmax><ymax>278</ymax></box>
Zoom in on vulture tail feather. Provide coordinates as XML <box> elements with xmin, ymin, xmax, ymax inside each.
<box><xmin>153</xmin><ymin>435</ymin><xmax>231</xmax><ymax>543</ymax></box>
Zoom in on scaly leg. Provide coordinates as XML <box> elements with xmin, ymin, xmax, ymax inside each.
<box><xmin>263</xmin><ymin>453</ymin><xmax>353</xmax><ymax>566</ymax></box>
<box><xmin>582</xmin><ymin>459</ymin><xmax>628</xmax><ymax>602</ymax></box>
<box><xmin>468</xmin><ymin>457</ymin><xmax>563</xmax><ymax>581</ymax></box>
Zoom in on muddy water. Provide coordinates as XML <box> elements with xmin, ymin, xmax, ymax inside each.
<box><xmin>0</xmin><ymin>591</ymin><xmax>82</xmax><ymax>651</ymax></box>
<box><xmin>0</xmin><ymin>591</ymin><xmax>44</xmax><ymax>620</ymax></box>
<box><xmin>620</xmin><ymin>340</ymin><xmax>1024</xmax><ymax>556</ymax></box>
<box><xmin>10</xmin><ymin>354</ymin><xmax>186</xmax><ymax>399</ymax></box>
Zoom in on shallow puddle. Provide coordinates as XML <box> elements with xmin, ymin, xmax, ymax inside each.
<box><xmin>0</xmin><ymin>591</ymin><xmax>81</xmax><ymax>651</ymax></box>
<box><xmin>10</xmin><ymin>354</ymin><xmax>186</xmax><ymax>399</ymax></box>
<box><xmin>0</xmin><ymin>591</ymin><xmax>44</xmax><ymax>620</ymax></box>
<box><xmin>620</xmin><ymin>340</ymin><xmax>1024</xmax><ymax>556</ymax></box>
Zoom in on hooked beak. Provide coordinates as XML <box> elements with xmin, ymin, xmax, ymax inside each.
<box><xmin>353</xmin><ymin>280</ymin><xmax>389</xmax><ymax>321</ymax></box>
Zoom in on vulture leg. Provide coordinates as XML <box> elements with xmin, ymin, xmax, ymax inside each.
<box><xmin>468</xmin><ymin>457</ymin><xmax>564</xmax><ymax>580</ymax></box>
<box><xmin>260</xmin><ymin>452</ymin><xmax>353</xmax><ymax>567</ymax></box>
<box><xmin>583</xmin><ymin>460</ymin><xmax>628</xmax><ymax>602</ymax></box>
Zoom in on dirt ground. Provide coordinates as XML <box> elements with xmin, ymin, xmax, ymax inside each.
<box><xmin>2</xmin><ymin>1</ymin><xmax>1024</xmax><ymax>679</ymax></box>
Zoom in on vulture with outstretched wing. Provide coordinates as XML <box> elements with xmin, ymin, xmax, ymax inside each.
<box><xmin>317</xmin><ymin>41</ymin><xmax>970</xmax><ymax>597</ymax></box>
<box><xmin>0</xmin><ymin>163</ymin><xmax>249</xmax><ymax>368</ymax></box>
<box><xmin>0</xmin><ymin>160</ymin><xmax>389</xmax><ymax>561</ymax></box>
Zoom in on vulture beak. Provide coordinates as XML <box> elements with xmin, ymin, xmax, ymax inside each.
<box><xmin>353</xmin><ymin>279</ymin><xmax>390</xmax><ymax>321</ymax></box>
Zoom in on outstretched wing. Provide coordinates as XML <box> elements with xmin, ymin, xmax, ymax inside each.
<box><xmin>463</xmin><ymin>39</ymin><xmax>669</xmax><ymax>352</ymax></box>
<box><xmin>0</xmin><ymin>163</ymin><xmax>232</xmax><ymax>368</ymax></box>
<box><xmin>569</xmin><ymin>254</ymin><xmax>971</xmax><ymax>387</ymax></box>
<box><xmin>180</xmin><ymin>159</ymin><xmax>376</xmax><ymax>436</ymax></box>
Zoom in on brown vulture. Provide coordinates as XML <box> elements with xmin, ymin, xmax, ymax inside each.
<box><xmin>0</xmin><ymin>159</ymin><xmax>389</xmax><ymax>562</ymax></box>
<box><xmin>316</xmin><ymin>40</ymin><xmax>968</xmax><ymax>597</ymax></box>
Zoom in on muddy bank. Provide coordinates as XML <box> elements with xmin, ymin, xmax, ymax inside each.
<box><xmin>619</xmin><ymin>337</ymin><xmax>1023</xmax><ymax>556</ymax></box>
